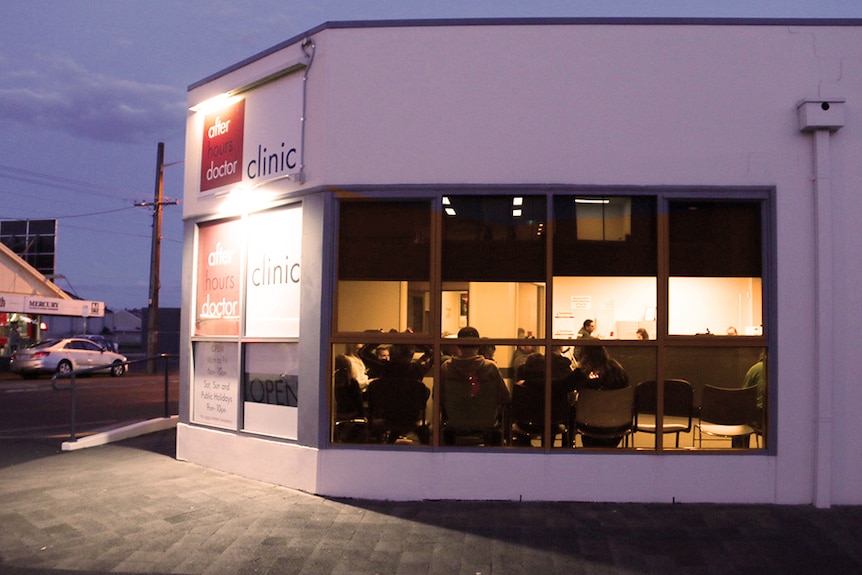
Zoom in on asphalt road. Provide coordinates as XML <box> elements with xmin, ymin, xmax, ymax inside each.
<box><xmin>0</xmin><ymin>367</ymin><xmax>179</xmax><ymax>440</ymax></box>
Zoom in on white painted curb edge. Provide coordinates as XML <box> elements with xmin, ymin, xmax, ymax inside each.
<box><xmin>61</xmin><ymin>416</ymin><xmax>178</xmax><ymax>451</ymax></box>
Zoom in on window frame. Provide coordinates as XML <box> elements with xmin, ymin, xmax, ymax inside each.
<box><xmin>330</xmin><ymin>186</ymin><xmax>775</xmax><ymax>453</ymax></box>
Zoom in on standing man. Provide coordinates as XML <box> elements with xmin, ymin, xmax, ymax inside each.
<box><xmin>574</xmin><ymin>319</ymin><xmax>597</xmax><ymax>362</ymax></box>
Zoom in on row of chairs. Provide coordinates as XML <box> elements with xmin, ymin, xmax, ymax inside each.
<box><xmin>556</xmin><ymin>380</ymin><xmax>762</xmax><ymax>448</ymax></box>
<box><xmin>336</xmin><ymin>377</ymin><xmax>762</xmax><ymax>448</ymax></box>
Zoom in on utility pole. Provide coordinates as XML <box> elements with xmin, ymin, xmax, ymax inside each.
<box><xmin>137</xmin><ymin>142</ymin><xmax>179</xmax><ymax>373</ymax></box>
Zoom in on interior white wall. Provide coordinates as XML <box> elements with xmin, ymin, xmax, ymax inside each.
<box><xmin>336</xmin><ymin>281</ymin><xmax>402</xmax><ymax>332</ymax></box>
<box><xmin>467</xmin><ymin>282</ymin><xmax>518</xmax><ymax>338</ymax></box>
<box><xmin>552</xmin><ymin>276</ymin><xmax>655</xmax><ymax>339</ymax></box>
<box><xmin>668</xmin><ymin>277</ymin><xmax>762</xmax><ymax>335</ymax></box>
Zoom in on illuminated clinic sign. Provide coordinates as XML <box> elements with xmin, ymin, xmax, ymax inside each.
<box><xmin>200</xmin><ymin>100</ymin><xmax>245</xmax><ymax>192</ymax></box>
<box><xmin>198</xmin><ymin>72</ymin><xmax>303</xmax><ymax>194</ymax></box>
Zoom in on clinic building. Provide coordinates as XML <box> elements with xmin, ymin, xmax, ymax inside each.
<box><xmin>177</xmin><ymin>18</ymin><xmax>862</xmax><ymax>506</ymax></box>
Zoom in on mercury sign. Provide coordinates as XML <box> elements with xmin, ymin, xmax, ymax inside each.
<box><xmin>245</xmin><ymin>205</ymin><xmax>302</xmax><ymax>338</ymax></box>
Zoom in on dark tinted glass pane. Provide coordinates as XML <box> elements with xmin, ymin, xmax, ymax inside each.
<box><xmin>28</xmin><ymin>220</ymin><xmax>56</xmax><ymax>234</ymax></box>
<box><xmin>338</xmin><ymin>200</ymin><xmax>430</xmax><ymax>281</ymax></box>
<box><xmin>442</xmin><ymin>195</ymin><xmax>546</xmax><ymax>281</ymax></box>
<box><xmin>669</xmin><ymin>201</ymin><xmax>761</xmax><ymax>277</ymax></box>
<box><xmin>36</xmin><ymin>235</ymin><xmax>56</xmax><ymax>252</ymax></box>
<box><xmin>0</xmin><ymin>221</ymin><xmax>27</xmax><ymax>235</ymax></box>
<box><xmin>554</xmin><ymin>196</ymin><xmax>657</xmax><ymax>276</ymax></box>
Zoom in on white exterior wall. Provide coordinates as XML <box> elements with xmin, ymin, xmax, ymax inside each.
<box><xmin>179</xmin><ymin>21</ymin><xmax>862</xmax><ymax>505</ymax></box>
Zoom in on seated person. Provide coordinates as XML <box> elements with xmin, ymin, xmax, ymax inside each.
<box><xmin>509</xmin><ymin>333</ymin><xmax>536</xmax><ymax>387</ymax></box>
<box><xmin>439</xmin><ymin>327</ymin><xmax>510</xmax><ymax>444</ymax></box>
<box><xmin>561</xmin><ymin>345</ymin><xmax>630</xmax><ymax>447</ymax></box>
<box><xmin>732</xmin><ymin>349</ymin><xmax>767</xmax><ymax>448</ymax></box>
<box><xmin>374</xmin><ymin>346</ymin><xmax>390</xmax><ymax>362</ymax></box>
<box><xmin>359</xmin><ymin>328</ymin><xmax>433</xmax><ymax>381</ymax></box>
<box><xmin>365</xmin><ymin>344</ymin><xmax>431</xmax><ymax>444</ymax></box>
<box><xmin>338</xmin><ymin>343</ymin><xmax>369</xmax><ymax>390</ymax></box>
<box><xmin>511</xmin><ymin>351</ymin><xmax>573</xmax><ymax>445</ymax></box>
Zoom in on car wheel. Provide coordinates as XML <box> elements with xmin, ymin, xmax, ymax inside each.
<box><xmin>110</xmin><ymin>361</ymin><xmax>125</xmax><ymax>377</ymax></box>
<box><xmin>56</xmin><ymin>360</ymin><xmax>73</xmax><ymax>375</ymax></box>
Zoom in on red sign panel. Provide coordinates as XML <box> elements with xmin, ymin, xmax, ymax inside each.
<box><xmin>195</xmin><ymin>219</ymin><xmax>242</xmax><ymax>336</ymax></box>
<box><xmin>200</xmin><ymin>99</ymin><xmax>245</xmax><ymax>193</ymax></box>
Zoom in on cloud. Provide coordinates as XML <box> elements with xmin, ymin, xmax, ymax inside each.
<box><xmin>0</xmin><ymin>54</ymin><xmax>186</xmax><ymax>144</ymax></box>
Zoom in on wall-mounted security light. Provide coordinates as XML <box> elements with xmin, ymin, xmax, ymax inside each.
<box><xmin>797</xmin><ymin>98</ymin><xmax>845</xmax><ymax>132</ymax></box>
<box><xmin>190</xmin><ymin>93</ymin><xmax>243</xmax><ymax>114</ymax></box>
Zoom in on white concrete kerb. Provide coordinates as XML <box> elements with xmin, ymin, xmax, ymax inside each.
<box><xmin>61</xmin><ymin>416</ymin><xmax>178</xmax><ymax>451</ymax></box>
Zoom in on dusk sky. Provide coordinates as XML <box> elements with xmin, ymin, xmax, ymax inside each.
<box><xmin>2</xmin><ymin>1</ymin><xmax>860</xmax><ymax>311</ymax></box>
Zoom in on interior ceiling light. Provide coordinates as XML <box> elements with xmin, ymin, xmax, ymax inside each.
<box><xmin>575</xmin><ymin>198</ymin><xmax>610</xmax><ymax>204</ymax></box>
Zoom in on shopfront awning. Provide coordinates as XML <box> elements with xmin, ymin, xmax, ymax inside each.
<box><xmin>0</xmin><ymin>293</ymin><xmax>105</xmax><ymax>318</ymax></box>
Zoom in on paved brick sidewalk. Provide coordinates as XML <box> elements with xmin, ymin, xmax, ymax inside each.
<box><xmin>1</xmin><ymin>430</ymin><xmax>861</xmax><ymax>575</ymax></box>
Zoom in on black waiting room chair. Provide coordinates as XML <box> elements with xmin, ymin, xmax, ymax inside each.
<box><xmin>633</xmin><ymin>379</ymin><xmax>695</xmax><ymax>447</ymax></box>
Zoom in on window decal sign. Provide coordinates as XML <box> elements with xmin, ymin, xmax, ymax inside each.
<box><xmin>200</xmin><ymin>99</ymin><xmax>245</xmax><ymax>193</ymax></box>
<box><xmin>192</xmin><ymin>341</ymin><xmax>239</xmax><ymax>429</ymax></box>
<box><xmin>197</xmin><ymin>73</ymin><xmax>302</xmax><ymax>194</ymax></box>
<box><xmin>245</xmin><ymin>205</ymin><xmax>302</xmax><ymax>338</ymax></box>
<box><xmin>195</xmin><ymin>219</ymin><xmax>243</xmax><ymax>336</ymax></box>
<box><xmin>241</xmin><ymin>76</ymin><xmax>303</xmax><ymax>187</ymax></box>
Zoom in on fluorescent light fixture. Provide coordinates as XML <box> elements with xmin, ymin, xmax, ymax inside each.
<box><xmin>512</xmin><ymin>197</ymin><xmax>523</xmax><ymax>206</ymax></box>
<box><xmin>574</xmin><ymin>198</ymin><xmax>610</xmax><ymax>204</ymax></box>
<box><xmin>442</xmin><ymin>196</ymin><xmax>451</xmax><ymax>205</ymax></box>
<box><xmin>512</xmin><ymin>209</ymin><xmax>522</xmax><ymax>217</ymax></box>
<box><xmin>190</xmin><ymin>93</ymin><xmax>243</xmax><ymax>113</ymax></box>
<box><xmin>444</xmin><ymin>207</ymin><xmax>456</xmax><ymax>216</ymax></box>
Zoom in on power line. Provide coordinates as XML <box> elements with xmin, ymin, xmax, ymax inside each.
<box><xmin>61</xmin><ymin>222</ymin><xmax>182</xmax><ymax>244</ymax></box>
<box><xmin>0</xmin><ymin>163</ymin><xmax>139</xmax><ymax>200</ymax></box>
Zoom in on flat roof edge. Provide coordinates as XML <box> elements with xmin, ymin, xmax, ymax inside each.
<box><xmin>188</xmin><ymin>16</ymin><xmax>862</xmax><ymax>91</ymax></box>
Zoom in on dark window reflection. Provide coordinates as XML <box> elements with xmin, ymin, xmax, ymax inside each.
<box><xmin>669</xmin><ymin>200</ymin><xmax>761</xmax><ymax>277</ymax></box>
<box><xmin>339</xmin><ymin>200</ymin><xmax>431</xmax><ymax>281</ymax></box>
<box><xmin>442</xmin><ymin>195</ymin><xmax>546</xmax><ymax>281</ymax></box>
<box><xmin>554</xmin><ymin>196</ymin><xmax>657</xmax><ymax>276</ymax></box>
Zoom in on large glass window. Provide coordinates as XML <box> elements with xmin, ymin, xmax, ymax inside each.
<box><xmin>553</xmin><ymin>195</ymin><xmax>657</xmax><ymax>341</ymax></box>
<box><xmin>337</xmin><ymin>200</ymin><xmax>431</xmax><ymax>333</ymax></box>
<box><xmin>332</xmin><ymin>191</ymin><xmax>770</xmax><ymax>451</ymax></box>
<box><xmin>668</xmin><ymin>200</ymin><xmax>763</xmax><ymax>335</ymax></box>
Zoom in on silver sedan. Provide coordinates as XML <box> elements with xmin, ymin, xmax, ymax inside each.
<box><xmin>10</xmin><ymin>338</ymin><xmax>127</xmax><ymax>377</ymax></box>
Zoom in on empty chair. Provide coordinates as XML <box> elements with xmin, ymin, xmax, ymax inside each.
<box><xmin>695</xmin><ymin>384</ymin><xmax>759</xmax><ymax>448</ymax></box>
<box><xmin>633</xmin><ymin>379</ymin><xmax>694</xmax><ymax>447</ymax></box>
<box><xmin>573</xmin><ymin>385</ymin><xmax>635</xmax><ymax>448</ymax></box>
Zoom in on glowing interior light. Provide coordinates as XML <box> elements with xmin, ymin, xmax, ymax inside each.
<box><xmin>574</xmin><ymin>198</ymin><xmax>610</xmax><ymax>204</ymax></box>
<box><xmin>190</xmin><ymin>93</ymin><xmax>242</xmax><ymax>113</ymax></box>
